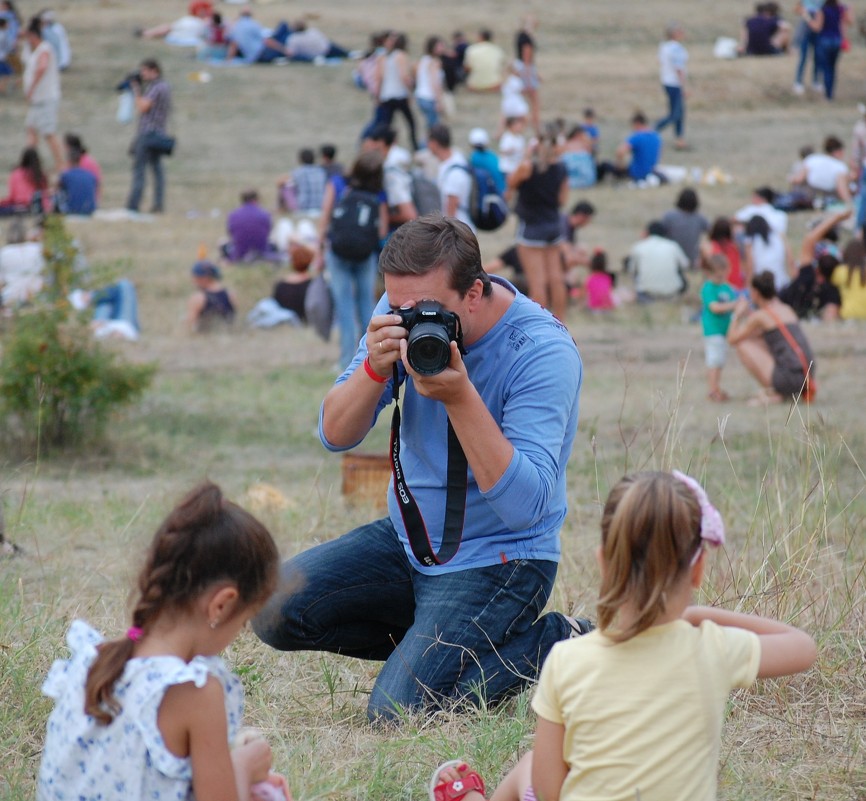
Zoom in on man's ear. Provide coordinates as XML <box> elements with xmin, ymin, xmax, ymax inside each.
<box><xmin>466</xmin><ymin>278</ymin><xmax>485</xmax><ymax>310</ymax></box>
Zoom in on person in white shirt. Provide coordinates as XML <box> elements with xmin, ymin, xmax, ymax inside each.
<box><xmin>22</xmin><ymin>17</ymin><xmax>62</xmax><ymax>171</ymax></box>
<box><xmin>498</xmin><ymin>115</ymin><xmax>527</xmax><ymax>179</ymax></box>
<box><xmin>414</xmin><ymin>36</ymin><xmax>445</xmax><ymax>134</ymax></box>
<box><xmin>655</xmin><ymin>22</ymin><xmax>688</xmax><ymax>151</ymax></box>
<box><xmin>791</xmin><ymin>135</ymin><xmax>851</xmax><ymax>203</ymax></box>
<box><xmin>427</xmin><ymin>123</ymin><xmax>474</xmax><ymax>230</ymax></box>
<box><xmin>734</xmin><ymin>186</ymin><xmax>789</xmax><ymax>235</ymax></box>
<box><xmin>626</xmin><ymin>220</ymin><xmax>689</xmax><ymax>300</ymax></box>
<box><xmin>362</xmin><ymin>124</ymin><xmax>418</xmax><ymax>230</ymax></box>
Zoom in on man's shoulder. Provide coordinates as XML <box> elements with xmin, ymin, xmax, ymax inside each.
<box><xmin>498</xmin><ymin>288</ymin><xmax>578</xmax><ymax>352</ymax></box>
<box><xmin>629</xmin><ymin>129</ymin><xmax>660</xmax><ymax>145</ymax></box>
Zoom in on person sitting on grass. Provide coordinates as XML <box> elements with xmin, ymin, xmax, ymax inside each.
<box><xmin>831</xmin><ymin>236</ymin><xmax>866</xmax><ymax>320</ymax></box>
<box><xmin>187</xmin><ymin>259</ymin><xmax>236</xmax><ymax>332</ymax></box>
<box><xmin>221</xmin><ymin>189</ymin><xmax>278</xmax><ymax>264</ymax></box>
<box><xmin>0</xmin><ymin>147</ymin><xmax>50</xmax><ymax>214</ymax></box>
<box><xmin>37</xmin><ymin>481</ymin><xmax>292</xmax><ymax>801</ymax></box>
<box><xmin>57</xmin><ymin>143</ymin><xmax>98</xmax><ymax>216</ymax></box>
<box><xmin>727</xmin><ymin>270</ymin><xmax>817</xmax><ymax>406</ymax></box>
<box><xmin>790</xmin><ymin>135</ymin><xmax>852</xmax><ymax>206</ymax></box>
<box><xmin>779</xmin><ymin>207</ymin><xmax>847</xmax><ymax>320</ymax></box>
<box><xmin>584</xmin><ymin>248</ymin><xmax>616</xmax><ymax>312</ymax></box>
<box><xmin>625</xmin><ymin>220</ymin><xmax>689</xmax><ymax>302</ymax></box>
<box><xmin>596</xmin><ymin>111</ymin><xmax>664</xmax><ymax>185</ymax></box>
<box><xmin>739</xmin><ymin>2</ymin><xmax>792</xmax><ymax>56</ymax></box>
<box><xmin>429</xmin><ymin>470</ymin><xmax>816</xmax><ymax>801</ymax></box>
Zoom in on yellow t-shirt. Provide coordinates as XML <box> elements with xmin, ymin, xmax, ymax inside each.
<box><xmin>464</xmin><ymin>42</ymin><xmax>506</xmax><ymax>90</ymax></box>
<box><xmin>532</xmin><ymin>619</ymin><xmax>761</xmax><ymax>801</ymax></box>
<box><xmin>831</xmin><ymin>266</ymin><xmax>866</xmax><ymax>320</ymax></box>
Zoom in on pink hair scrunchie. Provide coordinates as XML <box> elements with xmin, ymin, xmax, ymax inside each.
<box><xmin>126</xmin><ymin>626</ymin><xmax>144</xmax><ymax>642</ymax></box>
<box><xmin>672</xmin><ymin>470</ymin><xmax>726</xmax><ymax>557</ymax></box>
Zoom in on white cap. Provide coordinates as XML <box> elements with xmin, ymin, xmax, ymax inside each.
<box><xmin>468</xmin><ymin>127</ymin><xmax>490</xmax><ymax>147</ymax></box>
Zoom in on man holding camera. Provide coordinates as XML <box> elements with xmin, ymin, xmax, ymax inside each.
<box><xmin>254</xmin><ymin>215</ymin><xmax>586</xmax><ymax>721</ymax></box>
<box><xmin>126</xmin><ymin>59</ymin><xmax>171</xmax><ymax>214</ymax></box>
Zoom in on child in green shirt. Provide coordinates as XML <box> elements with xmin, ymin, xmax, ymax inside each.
<box><xmin>700</xmin><ymin>253</ymin><xmax>738</xmax><ymax>401</ymax></box>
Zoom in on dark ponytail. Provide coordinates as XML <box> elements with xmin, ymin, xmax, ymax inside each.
<box><xmin>84</xmin><ymin>481</ymin><xmax>279</xmax><ymax>724</ymax></box>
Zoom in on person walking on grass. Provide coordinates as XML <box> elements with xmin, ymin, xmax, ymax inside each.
<box><xmin>37</xmin><ymin>482</ymin><xmax>292</xmax><ymax>801</ymax></box>
<box><xmin>22</xmin><ymin>16</ymin><xmax>63</xmax><ymax>172</ymax></box>
<box><xmin>655</xmin><ymin>22</ymin><xmax>689</xmax><ymax>151</ymax></box>
<box><xmin>429</xmin><ymin>470</ymin><xmax>817</xmax><ymax>801</ymax></box>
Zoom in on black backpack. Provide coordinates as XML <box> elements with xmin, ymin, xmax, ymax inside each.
<box><xmin>329</xmin><ymin>188</ymin><xmax>381</xmax><ymax>261</ymax></box>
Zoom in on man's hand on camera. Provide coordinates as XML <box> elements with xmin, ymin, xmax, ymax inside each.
<box><xmin>365</xmin><ymin>312</ymin><xmax>406</xmax><ymax>379</ymax></box>
<box><xmin>400</xmin><ymin>340</ymin><xmax>469</xmax><ymax>403</ymax></box>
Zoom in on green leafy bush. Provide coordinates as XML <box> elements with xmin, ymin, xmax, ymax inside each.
<box><xmin>0</xmin><ymin>216</ymin><xmax>155</xmax><ymax>452</ymax></box>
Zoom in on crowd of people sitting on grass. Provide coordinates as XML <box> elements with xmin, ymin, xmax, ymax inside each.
<box><xmin>2</xmin><ymin>9</ymin><xmax>865</xmax><ymax>412</ymax></box>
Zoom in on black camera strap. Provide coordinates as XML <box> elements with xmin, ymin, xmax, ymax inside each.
<box><xmin>388</xmin><ymin>363</ymin><xmax>468</xmax><ymax>567</ymax></box>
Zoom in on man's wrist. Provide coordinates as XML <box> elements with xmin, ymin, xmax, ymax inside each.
<box><xmin>363</xmin><ymin>356</ymin><xmax>389</xmax><ymax>384</ymax></box>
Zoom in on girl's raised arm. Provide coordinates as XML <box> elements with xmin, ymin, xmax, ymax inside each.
<box><xmin>684</xmin><ymin>606</ymin><xmax>817</xmax><ymax>678</ymax></box>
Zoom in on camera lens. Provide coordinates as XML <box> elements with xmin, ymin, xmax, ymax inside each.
<box><xmin>407</xmin><ymin>322</ymin><xmax>452</xmax><ymax>375</ymax></box>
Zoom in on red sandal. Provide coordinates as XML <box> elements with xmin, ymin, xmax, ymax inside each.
<box><xmin>429</xmin><ymin>760</ymin><xmax>486</xmax><ymax>801</ymax></box>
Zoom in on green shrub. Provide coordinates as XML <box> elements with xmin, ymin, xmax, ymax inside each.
<box><xmin>0</xmin><ymin>216</ymin><xmax>155</xmax><ymax>452</ymax></box>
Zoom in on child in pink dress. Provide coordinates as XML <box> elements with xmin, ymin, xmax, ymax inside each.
<box><xmin>585</xmin><ymin>249</ymin><xmax>615</xmax><ymax>311</ymax></box>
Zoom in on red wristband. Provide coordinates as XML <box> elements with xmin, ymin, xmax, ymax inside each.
<box><xmin>363</xmin><ymin>356</ymin><xmax>388</xmax><ymax>383</ymax></box>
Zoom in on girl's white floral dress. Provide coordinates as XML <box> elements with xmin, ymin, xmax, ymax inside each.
<box><xmin>37</xmin><ymin>620</ymin><xmax>243</xmax><ymax>801</ymax></box>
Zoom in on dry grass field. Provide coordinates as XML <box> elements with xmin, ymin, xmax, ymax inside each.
<box><xmin>1</xmin><ymin>1</ymin><xmax>865</xmax><ymax>799</ymax></box>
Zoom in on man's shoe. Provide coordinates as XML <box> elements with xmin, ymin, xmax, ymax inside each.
<box><xmin>566</xmin><ymin>616</ymin><xmax>596</xmax><ymax>638</ymax></box>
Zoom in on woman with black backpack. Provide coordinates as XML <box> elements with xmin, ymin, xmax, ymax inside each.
<box><xmin>317</xmin><ymin>149</ymin><xmax>388</xmax><ymax>370</ymax></box>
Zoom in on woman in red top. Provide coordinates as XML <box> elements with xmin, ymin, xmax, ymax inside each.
<box><xmin>704</xmin><ymin>216</ymin><xmax>743</xmax><ymax>289</ymax></box>
<box><xmin>0</xmin><ymin>147</ymin><xmax>50</xmax><ymax>211</ymax></box>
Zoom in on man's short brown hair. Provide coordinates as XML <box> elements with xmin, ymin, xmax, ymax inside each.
<box><xmin>379</xmin><ymin>214</ymin><xmax>492</xmax><ymax>298</ymax></box>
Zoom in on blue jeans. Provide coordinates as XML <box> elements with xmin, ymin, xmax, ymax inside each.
<box><xmin>794</xmin><ymin>21</ymin><xmax>819</xmax><ymax>84</ymax></box>
<box><xmin>127</xmin><ymin>133</ymin><xmax>165</xmax><ymax>212</ymax></box>
<box><xmin>326</xmin><ymin>249</ymin><xmax>378</xmax><ymax>370</ymax></box>
<box><xmin>257</xmin><ymin>22</ymin><xmax>293</xmax><ymax>63</ymax></box>
<box><xmin>655</xmin><ymin>84</ymin><xmax>685</xmax><ymax>139</ymax></box>
<box><xmin>91</xmin><ymin>279</ymin><xmax>139</xmax><ymax>331</ymax></box>
<box><xmin>416</xmin><ymin>97</ymin><xmax>439</xmax><ymax>134</ymax></box>
<box><xmin>251</xmin><ymin>518</ymin><xmax>570</xmax><ymax>721</ymax></box>
<box><xmin>815</xmin><ymin>37</ymin><xmax>841</xmax><ymax>99</ymax></box>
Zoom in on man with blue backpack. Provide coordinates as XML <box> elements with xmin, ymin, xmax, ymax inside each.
<box><xmin>427</xmin><ymin>123</ymin><xmax>508</xmax><ymax>233</ymax></box>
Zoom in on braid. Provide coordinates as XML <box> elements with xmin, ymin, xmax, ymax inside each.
<box><xmin>83</xmin><ymin>481</ymin><xmax>278</xmax><ymax>725</ymax></box>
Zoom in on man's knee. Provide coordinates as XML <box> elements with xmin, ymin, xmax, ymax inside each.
<box><xmin>251</xmin><ymin>563</ymin><xmax>310</xmax><ymax>649</ymax></box>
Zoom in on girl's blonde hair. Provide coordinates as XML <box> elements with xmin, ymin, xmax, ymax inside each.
<box><xmin>597</xmin><ymin>472</ymin><xmax>701</xmax><ymax>642</ymax></box>
<box><xmin>532</xmin><ymin>123</ymin><xmax>560</xmax><ymax>171</ymax></box>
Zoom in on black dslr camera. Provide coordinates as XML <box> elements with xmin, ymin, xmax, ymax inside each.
<box><xmin>115</xmin><ymin>71</ymin><xmax>142</xmax><ymax>93</ymax></box>
<box><xmin>393</xmin><ymin>300</ymin><xmax>465</xmax><ymax>376</ymax></box>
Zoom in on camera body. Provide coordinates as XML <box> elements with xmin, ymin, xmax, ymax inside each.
<box><xmin>393</xmin><ymin>300</ymin><xmax>465</xmax><ymax>376</ymax></box>
<box><xmin>115</xmin><ymin>72</ymin><xmax>142</xmax><ymax>93</ymax></box>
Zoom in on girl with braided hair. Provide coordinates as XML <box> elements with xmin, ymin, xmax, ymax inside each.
<box><xmin>37</xmin><ymin>482</ymin><xmax>291</xmax><ymax>801</ymax></box>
